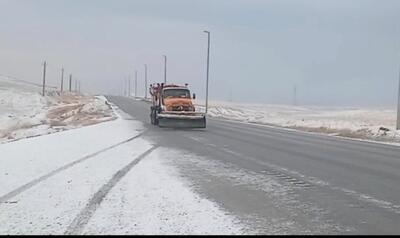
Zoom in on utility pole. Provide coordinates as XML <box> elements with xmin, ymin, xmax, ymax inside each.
<box><xmin>60</xmin><ymin>67</ymin><xmax>64</xmax><ymax>93</ymax></box>
<box><xmin>69</xmin><ymin>74</ymin><xmax>72</xmax><ymax>92</ymax></box>
<box><xmin>75</xmin><ymin>79</ymin><xmax>78</xmax><ymax>92</ymax></box>
<box><xmin>204</xmin><ymin>30</ymin><xmax>211</xmax><ymax>113</ymax></box>
<box><xmin>78</xmin><ymin>81</ymin><xmax>81</xmax><ymax>94</ymax></box>
<box><xmin>128</xmin><ymin>75</ymin><xmax>131</xmax><ymax>97</ymax></box>
<box><xmin>144</xmin><ymin>64</ymin><xmax>148</xmax><ymax>99</ymax></box>
<box><xmin>123</xmin><ymin>78</ymin><xmax>126</xmax><ymax>96</ymax></box>
<box><xmin>397</xmin><ymin>67</ymin><xmax>400</xmax><ymax>130</ymax></box>
<box><xmin>121</xmin><ymin>80</ymin><xmax>124</xmax><ymax>96</ymax></box>
<box><xmin>126</xmin><ymin>78</ymin><xmax>129</xmax><ymax>96</ymax></box>
<box><xmin>163</xmin><ymin>55</ymin><xmax>167</xmax><ymax>84</ymax></box>
<box><xmin>123</xmin><ymin>78</ymin><xmax>127</xmax><ymax>96</ymax></box>
<box><xmin>135</xmin><ymin>70</ymin><xmax>138</xmax><ymax>98</ymax></box>
<box><xmin>42</xmin><ymin>61</ymin><xmax>47</xmax><ymax>96</ymax></box>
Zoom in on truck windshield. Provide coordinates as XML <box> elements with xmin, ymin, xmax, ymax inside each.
<box><xmin>163</xmin><ymin>89</ymin><xmax>191</xmax><ymax>98</ymax></box>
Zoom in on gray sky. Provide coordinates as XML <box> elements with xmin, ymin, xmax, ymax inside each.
<box><xmin>1</xmin><ymin>0</ymin><xmax>400</xmax><ymax>107</ymax></box>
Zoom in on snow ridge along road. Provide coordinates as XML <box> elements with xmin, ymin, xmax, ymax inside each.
<box><xmin>65</xmin><ymin>145</ymin><xmax>158</xmax><ymax>235</ymax></box>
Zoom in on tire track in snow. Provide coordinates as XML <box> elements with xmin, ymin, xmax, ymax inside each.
<box><xmin>64</xmin><ymin>146</ymin><xmax>158</xmax><ymax>235</ymax></box>
<box><xmin>0</xmin><ymin>131</ymin><xmax>147</xmax><ymax>204</ymax></box>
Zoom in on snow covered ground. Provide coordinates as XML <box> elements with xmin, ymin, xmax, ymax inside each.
<box><xmin>82</xmin><ymin>147</ymin><xmax>244</xmax><ymax>235</ymax></box>
<box><xmin>195</xmin><ymin>100</ymin><xmax>400</xmax><ymax>143</ymax></box>
<box><xmin>0</xmin><ymin>76</ymin><xmax>115</xmax><ymax>143</ymax></box>
<box><xmin>0</xmin><ymin>93</ymin><xmax>245</xmax><ymax>234</ymax></box>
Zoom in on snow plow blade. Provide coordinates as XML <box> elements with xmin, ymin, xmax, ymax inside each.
<box><xmin>158</xmin><ymin>114</ymin><xmax>206</xmax><ymax>128</ymax></box>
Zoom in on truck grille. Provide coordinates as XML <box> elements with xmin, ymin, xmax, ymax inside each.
<box><xmin>172</xmin><ymin>105</ymin><xmax>191</xmax><ymax>111</ymax></box>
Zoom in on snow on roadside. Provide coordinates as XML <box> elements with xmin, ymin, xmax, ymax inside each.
<box><xmin>0</xmin><ymin>77</ymin><xmax>115</xmax><ymax>144</ymax></box>
<box><xmin>0</xmin><ymin>110</ymin><xmax>143</xmax><ymax>197</ymax></box>
<box><xmin>0</xmin><ymin>78</ymin><xmax>49</xmax><ymax>142</ymax></box>
<box><xmin>0</xmin><ymin>138</ymin><xmax>153</xmax><ymax>235</ymax></box>
<box><xmin>196</xmin><ymin>100</ymin><xmax>400</xmax><ymax>143</ymax></box>
<box><xmin>0</xmin><ymin>100</ymin><xmax>147</xmax><ymax>234</ymax></box>
<box><xmin>83</xmin><ymin>147</ymin><xmax>245</xmax><ymax>235</ymax></box>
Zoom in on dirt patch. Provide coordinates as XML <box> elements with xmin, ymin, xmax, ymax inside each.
<box><xmin>47</xmin><ymin>104</ymin><xmax>84</xmax><ymax>120</ymax></box>
<box><xmin>46</xmin><ymin>94</ymin><xmax>115</xmax><ymax>129</ymax></box>
<box><xmin>288</xmin><ymin>125</ymin><xmax>400</xmax><ymax>143</ymax></box>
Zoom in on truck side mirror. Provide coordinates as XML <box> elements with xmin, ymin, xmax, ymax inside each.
<box><xmin>193</xmin><ymin>93</ymin><xmax>196</xmax><ymax>99</ymax></box>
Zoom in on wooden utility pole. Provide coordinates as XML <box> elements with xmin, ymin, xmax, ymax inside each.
<box><xmin>124</xmin><ymin>78</ymin><xmax>127</xmax><ymax>96</ymax></box>
<box><xmin>397</xmin><ymin>67</ymin><xmax>400</xmax><ymax>130</ymax></box>
<box><xmin>60</xmin><ymin>68</ymin><xmax>64</xmax><ymax>93</ymax></box>
<box><xmin>135</xmin><ymin>70</ymin><xmax>138</xmax><ymax>97</ymax></box>
<box><xmin>126</xmin><ymin>78</ymin><xmax>129</xmax><ymax>96</ymax></box>
<box><xmin>128</xmin><ymin>75</ymin><xmax>131</xmax><ymax>97</ymax></box>
<box><xmin>144</xmin><ymin>64</ymin><xmax>148</xmax><ymax>99</ymax></box>
<box><xmin>204</xmin><ymin>30</ymin><xmax>211</xmax><ymax>113</ymax></box>
<box><xmin>69</xmin><ymin>74</ymin><xmax>72</xmax><ymax>92</ymax></box>
<box><xmin>42</xmin><ymin>61</ymin><xmax>47</xmax><ymax>96</ymax></box>
<box><xmin>122</xmin><ymin>79</ymin><xmax>125</xmax><ymax>96</ymax></box>
<box><xmin>163</xmin><ymin>55</ymin><xmax>167</xmax><ymax>84</ymax></box>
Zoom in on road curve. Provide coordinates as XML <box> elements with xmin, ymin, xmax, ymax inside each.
<box><xmin>108</xmin><ymin>96</ymin><xmax>400</xmax><ymax>235</ymax></box>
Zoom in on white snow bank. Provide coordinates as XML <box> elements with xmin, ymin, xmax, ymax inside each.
<box><xmin>0</xmin><ymin>112</ymin><xmax>143</xmax><ymax>197</ymax></box>
<box><xmin>197</xmin><ymin>100</ymin><xmax>400</xmax><ymax>142</ymax></box>
<box><xmin>0</xmin><ymin>78</ymin><xmax>48</xmax><ymax>141</ymax></box>
<box><xmin>0</xmin><ymin>77</ymin><xmax>115</xmax><ymax>143</ymax></box>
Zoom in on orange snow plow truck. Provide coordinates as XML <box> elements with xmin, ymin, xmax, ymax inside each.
<box><xmin>149</xmin><ymin>83</ymin><xmax>206</xmax><ymax>128</ymax></box>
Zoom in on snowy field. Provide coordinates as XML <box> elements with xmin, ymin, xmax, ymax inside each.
<box><xmin>0</xmin><ymin>76</ymin><xmax>115</xmax><ymax>143</ymax></box>
<box><xmin>194</xmin><ymin>100</ymin><xmax>400</xmax><ymax>144</ymax></box>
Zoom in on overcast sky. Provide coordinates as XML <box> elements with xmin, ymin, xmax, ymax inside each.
<box><xmin>1</xmin><ymin>0</ymin><xmax>400</xmax><ymax>107</ymax></box>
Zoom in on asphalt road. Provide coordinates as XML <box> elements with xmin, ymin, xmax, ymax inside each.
<box><xmin>108</xmin><ymin>96</ymin><xmax>400</xmax><ymax>235</ymax></box>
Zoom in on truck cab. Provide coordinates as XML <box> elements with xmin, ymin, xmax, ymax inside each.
<box><xmin>161</xmin><ymin>86</ymin><xmax>195</xmax><ymax>112</ymax></box>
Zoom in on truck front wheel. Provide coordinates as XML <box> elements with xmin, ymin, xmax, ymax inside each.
<box><xmin>150</xmin><ymin>108</ymin><xmax>159</xmax><ymax>126</ymax></box>
<box><xmin>154</xmin><ymin>111</ymin><xmax>159</xmax><ymax>125</ymax></box>
<box><xmin>150</xmin><ymin>107</ymin><xmax>155</xmax><ymax>125</ymax></box>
